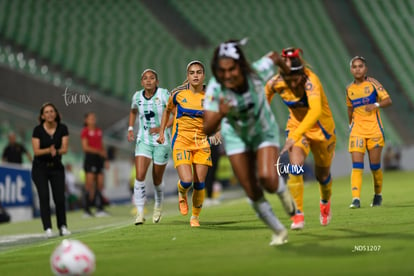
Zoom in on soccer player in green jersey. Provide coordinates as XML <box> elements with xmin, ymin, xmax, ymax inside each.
<box><xmin>203</xmin><ymin>39</ymin><xmax>297</xmax><ymax>246</ymax></box>
<box><xmin>128</xmin><ymin>69</ymin><xmax>172</xmax><ymax>225</ymax></box>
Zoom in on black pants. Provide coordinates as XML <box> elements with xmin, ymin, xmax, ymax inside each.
<box><xmin>205</xmin><ymin>144</ymin><xmax>221</xmax><ymax>198</ymax></box>
<box><xmin>32</xmin><ymin>165</ymin><xmax>67</xmax><ymax>230</ymax></box>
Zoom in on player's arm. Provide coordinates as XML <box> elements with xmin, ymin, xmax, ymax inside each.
<box><xmin>127</xmin><ymin>108</ymin><xmax>137</xmax><ymax>142</ymax></box>
<box><xmin>204</xmin><ymin>98</ymin><xmax>230</xmax><ymax>136</ymax></box>
<box><xmin>264</xmin><ymin>77</ymin><xmax>278</xmax><ymax>104</ymax></box>
<box><xmin>366</xmin><ymin>77</ymin><xmax>392</xmax><ymax>111</ymax></box>
<box><xmin>346</xmin><ymin>88</ymin><xmax>353</xmax><ymax>125</ymax></box>
<box><xmin>81</xmin><ymin>137</ymin><xmax>100</xmax><ymax>155</ymax></box>
<box><xmin>288</xmin><ymin>88</ymin><xmax>322</xmax><ymax>143</ymax></box>
<box><xmin>157</xmin><ymin>94</ymin><xmax>176</xmax><ymax>144</ymax></box>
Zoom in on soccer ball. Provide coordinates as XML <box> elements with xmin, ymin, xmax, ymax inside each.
<box><xmin>50</xmin><ymin>239</ymin><xmax>96</xmax><ymax>276</ymax></box>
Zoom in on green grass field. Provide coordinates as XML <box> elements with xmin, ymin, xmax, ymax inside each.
<box><xmin>1</xmin><ymin>171</ymin><xmax>414</xmax><ymax>276</ymax></box>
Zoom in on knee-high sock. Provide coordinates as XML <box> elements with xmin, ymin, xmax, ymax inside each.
<box><xmin>177</xmin><ymin>180</ymin><xmax>192</xmax><ymax>197</ymax></box>
<box><xmin>192</xmin><ymin>182</ymin><xmax>205</xmax><ymax>217</ymax></box>
<box><xmin>134</xmin><ymin>180</ymin><xmax>146</xmax><ymax>215</ymax></box>
<box><xmin>319</xmin><ymin>173</ymin><xmax>332</xmax><ymax>203</ymax></box>
<box><xmin>287</xmin><ymin>174</ymin><xmax>304</xmax><ymax>213</ymax></box>
<box><xmin>154</xmin><ymin>181</ymin><xmax>164</xmax><ymax>209</ymax></box>
<box><xmin>351</xmin><ymin>162</ymin><xmax>364</xmax><ymax>199</ymax></box>
<box><xmin>251</xmin><ymin>197</ymin><xmax>285</xmax><ymax>233</ymax></box>
<box><xmin>370</xmin><ymin>163</ymin><xmax>383</xmax><ymax>195</ymax></box>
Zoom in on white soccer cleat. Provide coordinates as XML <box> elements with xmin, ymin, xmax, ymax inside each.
<box><xmin>269</xmin><ymin>229</ymin><xmax>288</xmax><ymax>246</ymax></box>
<box><xmin>134</xmin><ymin>212</ymin><xmax>145</xmax><ymax>225</ymax></box>
<box><xmin>277</xmin><ymin>188</ymin><xmax>297</xmax><ymax>217</ymax></box>
<box><xmin>60</xmin><ymin>226</ymin><xmax>71</xmax><ymax>236</ymax></box>
<box><xmin>45</xmin><ymin>228</ymin><xmax>53</xmax><ymax>238</ymax></box>
<box><xmin>95</xmin><ymin>210</ymin><xmax>110</xmax><ymax>217</ymax></box>
<box><xmin>152</xmin><ymin>207</ymin><xmax>162</xmax><ymax>223</ymax></box>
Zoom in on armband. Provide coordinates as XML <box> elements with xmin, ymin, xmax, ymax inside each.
<box><xmin>128</xmin><ymin>126</ymin><xmax>134</xmax><ymax>131</ymax></box>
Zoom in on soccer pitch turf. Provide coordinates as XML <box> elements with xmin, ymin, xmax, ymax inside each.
<box><xmin>1</xmin><ymin>171</ymin><xmax>413</xmax><ymax>275</ymax></box>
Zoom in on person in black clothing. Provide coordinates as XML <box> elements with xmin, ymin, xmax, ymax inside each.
<box><xmin>31</xmin><ymin>102</ymin><xmax>71</xmax><ymax>238</ymax></box>
<box><xmin>2</xmin><ymin>132</ymin><xmax>32</xmax><ymax>164</ymax></box>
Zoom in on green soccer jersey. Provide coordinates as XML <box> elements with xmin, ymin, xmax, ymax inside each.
<box><xmin>204</xmin><ymin>56</ymin><xmax>280</xmax><ymax>153</ymax></box>
<box><xmin>131</xmin><ymin>87</ymin><xmax>171</xmax><ymax>146</ymax></box>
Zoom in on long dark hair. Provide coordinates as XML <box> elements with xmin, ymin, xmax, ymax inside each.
<box><xmin>211</xmin><ymin>39</ymin><xmax>255</xmax><ymax>85</ymax></box>
<box><xmin>38</xmin><ymin>102</ymin><xmax>61</xmax><ymax>124</ymax></box>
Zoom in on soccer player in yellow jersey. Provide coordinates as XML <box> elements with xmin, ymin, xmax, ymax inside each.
<box><xmin>265</xmin><ymin>48</ymin><xmax>336</xmax><ymax>229</ymax></box>
<box><xmin>346</xmin><ymin>56</ymin><xmax>392</xmax><ymax>208</ymax></box>
<box><xmin>157</xmin><ymin>61</ymin><xmax>214</xmax><ymax>227</ymax></box>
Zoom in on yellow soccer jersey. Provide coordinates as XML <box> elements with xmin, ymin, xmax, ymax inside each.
<box><xmin>168</xmin><ymin>85</ymin><xmax>209</xmax><ymax>150</ymax></box>
<box><xmin>346</xmin><ymin>77</ymin><xmax>390</xmax><ymax>138</ymax></box>
<box><xmin>265</xmin><ymin>68</ymin><xmax>335</xmax><ymax>142</ymax></box>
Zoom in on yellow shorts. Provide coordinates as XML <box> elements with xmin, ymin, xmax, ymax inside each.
<box><xmin>348</xmin><ymin>136</ymin><xmax>385</xmax><ymax>153</ymax></box>
<box><xmin>294</xmin><ymin>134</ymin><xmax>336</xmax><ymax>167</ymax></box>
<box><xmin>172</xmin><ymin>147</ymin><xmax>212</xmax><ymax>168</ymax></box>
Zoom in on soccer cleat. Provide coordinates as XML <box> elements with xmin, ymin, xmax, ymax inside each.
<box><xmin>134</xmin><ymin>212</ymin><xmax>145</xmax><ymax>225</ymax></box>
<box><xmin>371</xmin><ymin>194</ymin><xmax>382</xmax><ymax>207</ymax></box>
<box><xmin>83</xmin><ymin>210</ymin><xmax>94</xmax><ymax>218</ymax></box>
<box><xmin>349</xmin><ymin>198</ymin><xmax>361</xmax><ymax>209</ymax></box>
<box><xmin>269</xmin><ymin>228</ymin><xmax>288</xmax><ymax>246</ymax></box>
<box><xmin>320</xmin><ymin>200</ymin><xmax>332</xmax><ymax>226</ymax></box>
<box><xmin>60</xmin><ymin>226</ymin><xmax>71</xmax><ymax>236</ymax></box>
<box><xmin>178</xmin><ymin>193</ymin><xmax>188</xmax><ymax>216</ymax></box>
<box><xmin>190</xmin><ymin>216</ymin><xmax>200</xmax><ymax>227</ymax></box>
<box><xmin>290</xmin><ymin>213</ymin><xmax>305</xmax><ymax>230</ymax></box>
<box><xmin>153</xmin><ymin>207</ymin><xmax>162</xmax><ymax>223</ymax></box>
<box><xmin>95</xmin><ymin>210</ymin><xmax>110</xmax><ymax>217</ymax></box>
<box><xmin>277</xmin><ymin>188</ymin><xmax>297</xmax><ymax>217</ymax></box>
<box><xmin>45</xmin><ymin>228</ymin><xmax>53</xmax><ymax>238</ymax></box>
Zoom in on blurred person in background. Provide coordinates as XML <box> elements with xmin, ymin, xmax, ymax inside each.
<box><xmin>158</xmin><ymin>61</ymin><xmax>217</xmax><ymax>227</ymax></box>
<box><xmin>81</xmin><ymin>112</ymin><xmax>109</xmax><ymax>217</ymax></box>
<box><xmin>65</xmin><ymin>163</ymin><xmax>80</xmax><ymax>211</ymax></box>
<box><xmin>203</xmin><ymin>39</ymin><xmax>296</xmax><ymax>246</ymax></box>
<box><xmin>128</xmin><ymin>69</ymin><xmax>172</xmax><ymax>225</ymax></box>
<box><xmin>346</xmin><ymin>56</ymin><xmax>392</xmax><ymax>208</ymax></box>
<box><xmin>265</xmin><ymin>47</ymin><xmax>336</xmax><ymax>230</ymax></box>
<box><xmin>31</xmin><ymin>102</ymin><xmax>71</xmax><ymax>238</ymax></box>
<box><xmin>2</xmin><ymin>132</ymin><xmax>32</xmax><ymax>164</ymax></box>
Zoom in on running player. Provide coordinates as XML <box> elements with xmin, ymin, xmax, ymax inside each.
<box><xmin>128</xmin><ymin>69</ymin><xmax>171</xmax><ymax>225</ymax></box>
<box><xmin>157</xmin><ymin>61</ymin><xmax>213</xmax><ymax>227</ymax></box>
<box><xmin>265</xmin><ymin>47</ymin><xmax>336</xmax><ymax>229</ymax></box>
<box><xmin>203</xmin><ymin>39</ymin><xmax>297</xmax><ymax>246</ymax></box>
<box><xmin>346</xmin><ymin>56</ymin><xmax>392</xmax><ymax>208</ymax></box>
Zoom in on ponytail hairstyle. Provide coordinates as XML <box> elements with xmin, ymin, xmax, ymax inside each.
<box><xmin>279</xmin><ymin>47</ymin><xmax>309</xmax><ymax>77</ymax></box>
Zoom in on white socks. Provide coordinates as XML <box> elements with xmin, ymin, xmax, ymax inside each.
<box><xmin>134</xmin><ymin>180</ymin><xmax>146</xmax><ymax>215</ymax></box>
<box><xmin>251</xmin><ymin>197</ymin><xmax>285</xmax><ymax>233</ymax></box>
<box><xmin>276</xmin><ymin>176</ymin><xmax>286</xmax><ymax>194</ymax></box>
<box><xmin>154</xmin><ymin>181</ymin><xmax>164</xmax><ymax>209</ymax></box>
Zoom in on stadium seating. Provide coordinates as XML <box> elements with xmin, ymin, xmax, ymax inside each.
<box><xmin>0</xmin><ymin>0</ymin><xmax>406</xmax><ymax>150</ymax></box>
<box><xmin>352</xmin><ymin>0</ymin><xmax>414</xmax><ymax>106</ymax></box>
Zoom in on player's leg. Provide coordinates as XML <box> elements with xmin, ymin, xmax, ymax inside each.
<box><xmin>229</xmin><ymin>151</ymin><xmax>287</xmax><ymax>245</ymax></box>
<box><xmin>133</xmin><ymin>153</ymin><xmax>152</xmax><ymax>225</ymax></box>
<box><xmin>312</xmin><ymin>136</ymin><xmax>336</xmax><ymax>226</ymax></box>
<box><xmin>287</xmin><ymin>143</ymin><xmax>307</xmax><ymax>229</ymax></box>
<box><xmin>349</xmin><ymin>136</ymin><xmax>366</xmax><ymax>208</ymax></box>
<box><xmin>151</xmin><ymin>145</ymin><xmax>170</xmax><ymax>223</ymax></box>
<box><xmin>367</xmin><ymin>137</ymin><xmax>385</xmax><ymax>207</ymax></box>
<box><xmin>190</xmin><ymin>162</ymin><xmax>209</xmax><ymax>227</ymax></box>
<box><xmin>256</xmin><ymin>145</ymin><xmax>296</xmax><ymax>217</ymax></box>
<box><xmin>174</xmin><ymin>148</ymin><xmax>194</xmax><ymax>216</ymax></box>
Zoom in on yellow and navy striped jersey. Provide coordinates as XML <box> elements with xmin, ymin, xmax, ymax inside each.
<box><xmin>167</xmin><ymin>83</ymin><xmax>209</xmax><ymax>150</ymax></box>
<box><xmin>346</xmin><ymin>77</ymin><xmax>390</xmax><ymax>137</ymax></box>
<box><xmin>265</xmin><ymin>68</ymin><xmax>335</xmax><ymax>142</ymax></box>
